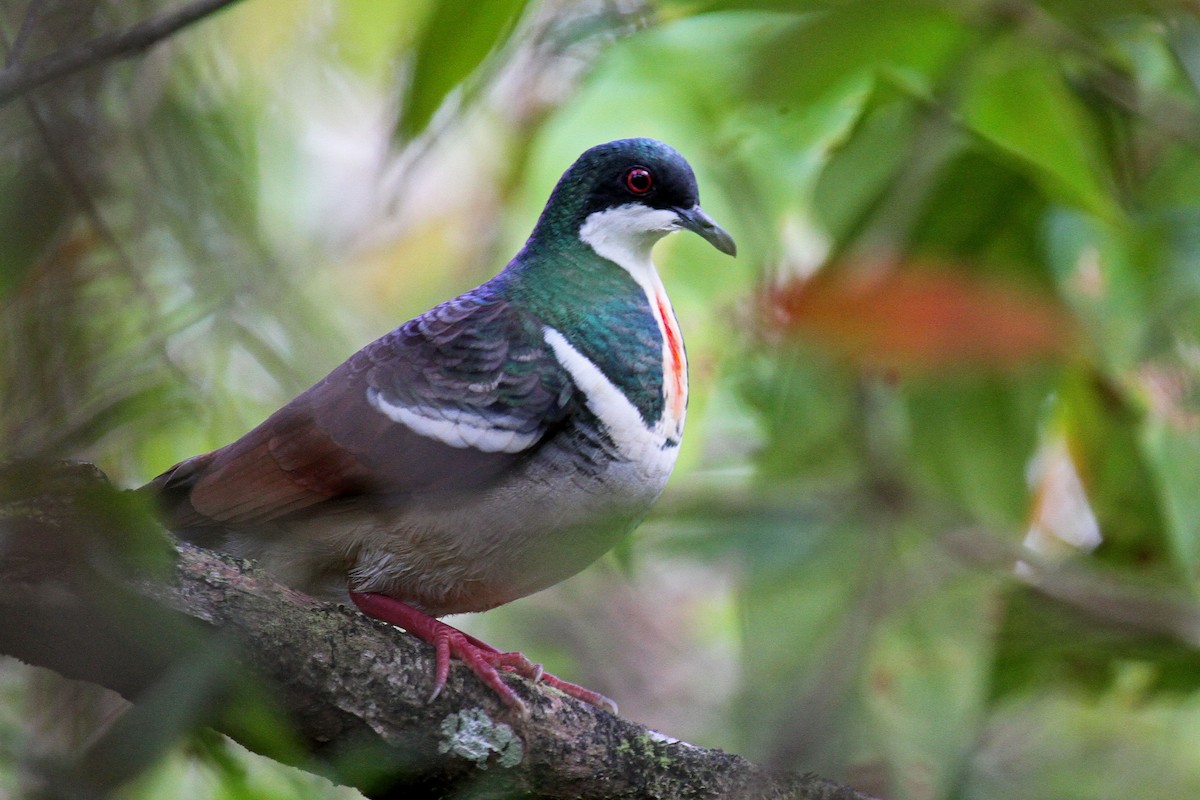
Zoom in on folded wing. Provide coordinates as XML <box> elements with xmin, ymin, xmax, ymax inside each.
<box><xmin>148</xmin><ymin>289</ymin><xmax>574</xmax><ymax>531</ymax></box>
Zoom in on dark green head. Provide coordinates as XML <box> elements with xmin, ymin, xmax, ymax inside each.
<box><xmin>528</xmin><ymin>138</ymin><xmax>736</xmax><ymax>258</ymax></box>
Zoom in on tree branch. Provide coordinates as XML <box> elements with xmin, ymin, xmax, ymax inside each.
<box><xmin>0</xmin><ymin>0</ymin><xmax>246</xmax><ymax>106</ymax></box>
<box><xmin>0</xmin><ymin>462</ymin><xmax>871</xmax><ymax>800</ymax></box>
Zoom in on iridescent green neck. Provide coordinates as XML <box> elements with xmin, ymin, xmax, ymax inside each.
<box><xmin>503</xmin><ymin>238</ymin><xmax>667</xmax><ymax>426</ymax></box>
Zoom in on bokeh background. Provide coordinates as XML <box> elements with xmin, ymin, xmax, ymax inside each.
<box><xmin>3</xmin><ymin>0</ymin><xmax>1200</xmax><ymax>798</ymax></box>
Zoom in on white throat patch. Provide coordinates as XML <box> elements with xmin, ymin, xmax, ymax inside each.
<box><xmin>578</xmin><ymin>204</ymin><xmax>679</xmax><ymax>286</ymax></box>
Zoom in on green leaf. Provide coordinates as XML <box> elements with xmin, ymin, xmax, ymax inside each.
<box><xmin>399</xmin><ymin>0</ymin><xmax>531</xmax><ymax>139</ymax></box>
<box><xmin>906</xmin><ymin>376</ymin><xmax>1050</xmax><ymax>527</ymax></box>
<box><xmin>908</xmin><ymin>149</ymin><xmax>1053</xmax><ymax>287</ymax></box>
<box><xmin>737</xmin><ymin>345</ymin><xmax>861</xmax><ymax>482</ymax></box>
<box><xmin>991</xmin><ymin>585</ymin><xmax>1200</xmax><ymax>701</ymax></box>
<box><xmin>1057</xmin><ymin>369</ymin><xmax>1175</xmax><ymax>577</ymax></box>
<box><xmin>961</xmin><ymin>35</ymin><xmax>1116</xmax><ymax>219</ymax></box>
<box><xmin>0</xmin><ymin>162</ymin><xmax>68</xmax><ymax>299</ymax></box>
<box><xmin>811</xmin><ymin>96</ymin><xmax>918</xmax><ymax>244</ymax></box>
<box><xmin>747</xmin><ymin>3</ymin><xmax>970</xmax><ymax>106</ymax></box>
<box><xmin>74</xmin><ymin>643</ymin><xmax>242</xmax><ymax>794</ymax></box>
<box><xmin>1144</xmin><ymin>424</ymin><xmax>1200</xmax><ymax>586</ymax></box>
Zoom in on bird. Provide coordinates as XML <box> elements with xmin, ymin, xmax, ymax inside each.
<box><xmin>146</xmin><ymin>138</ymin><xmax>736</xmax><ymax>716</ymax></box>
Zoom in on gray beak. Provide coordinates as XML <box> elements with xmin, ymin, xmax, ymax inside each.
<box><xmin>675</xmin><ymin>205</ymin><xmax>737</xmax><ymax>256</ymax></box>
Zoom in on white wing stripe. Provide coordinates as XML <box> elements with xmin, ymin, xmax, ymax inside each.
<box><xmin>366</xmin><ymin>388</ymin><xmax>538</xmax><ymax>453</ymax></box>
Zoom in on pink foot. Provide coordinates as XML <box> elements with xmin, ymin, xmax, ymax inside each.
<box><xmin>349</xmin><ymin>591</ymin><xmax>617</xmax><ymax>716</ymax></box>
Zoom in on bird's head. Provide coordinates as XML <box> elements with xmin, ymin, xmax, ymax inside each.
<box><xmin>529</xmin><ymin>138</ymin><xmax>736</xmax><ymax>267</ymax></box>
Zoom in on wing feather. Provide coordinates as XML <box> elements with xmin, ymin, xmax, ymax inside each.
<box><xmin>149</xmin><ymin>285</ymin><xmax>575</xmax><ymax>532</ymax></box>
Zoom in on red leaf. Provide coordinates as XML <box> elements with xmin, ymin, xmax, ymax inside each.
<box><xmin>764</xmin><ymin>262</ymin><xmax>1077</xmax><ymax>372</ymax></box>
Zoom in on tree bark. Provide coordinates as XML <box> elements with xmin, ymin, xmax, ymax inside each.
<box><xmin>0</xmin><ymin>462</ymin><xmax>870</xmax><ymax>800</ymax></box>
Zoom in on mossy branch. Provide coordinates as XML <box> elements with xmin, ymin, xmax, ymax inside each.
<box><xmin>0</xmin><ymin>462</ymin><xmax>870</xmax><ymax>799</ymax></box>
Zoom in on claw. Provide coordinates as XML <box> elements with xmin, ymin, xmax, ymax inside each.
<box><xmin>540</xmin><ymin>673</ymin><xmax>618</xmax><ymax>714</ymax></box>
<box><xmin>349</xmin><ymin>591</ymin><xmax>614</xmax><ymax>717</ymax></box>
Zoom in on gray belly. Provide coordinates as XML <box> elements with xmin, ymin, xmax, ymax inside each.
<box><xmin>236</xmin><ymin>435</ymin><xmax>679</xmax><ymax>616</ymax></box>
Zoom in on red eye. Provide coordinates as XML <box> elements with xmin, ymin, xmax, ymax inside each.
<box><xmin>624</xmin><ymin>167</ymin><xmax>653</xmax><ymax>195</ymax></box>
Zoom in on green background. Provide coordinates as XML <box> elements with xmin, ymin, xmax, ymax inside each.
<box><xmin>4</xmin><ymin>1</ymin><xmax>1200</xmax><ymax>797</ymax></box>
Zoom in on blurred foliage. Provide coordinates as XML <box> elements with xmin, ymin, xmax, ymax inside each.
<box><xmin>3</xmin><ymin>0</ymin><xmax>1200</xmax><ymax>798</ymax></box>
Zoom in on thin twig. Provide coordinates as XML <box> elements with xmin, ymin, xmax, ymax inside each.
<box><xmin>0</xmin><ymin>0</ymin><xmax>245</xmax><ymax>106</ymax></box>
<box><xmin>5</xmin><ymin>0</ymin><xmax>45</xmax><ymax>68</ymax></box>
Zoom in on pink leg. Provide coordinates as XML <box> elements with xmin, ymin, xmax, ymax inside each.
<box><xmin>349</xmin><ymin>591</ymin><xmax>616</xmax><ymax>716</ymax></box>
